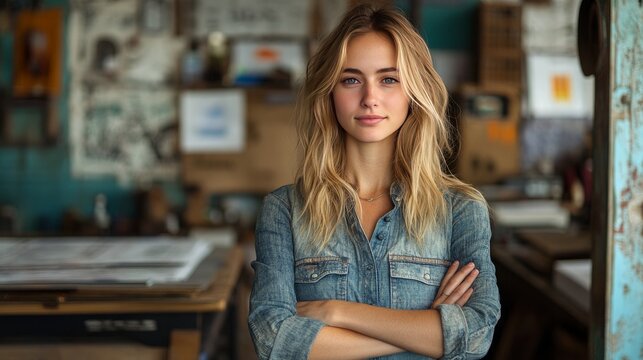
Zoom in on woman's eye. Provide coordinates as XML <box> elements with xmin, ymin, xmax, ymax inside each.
<box><xmin>382</xmin><ymin>77</ymin><xmax>399</xmax><ymax>84</ymax></box>
<box><xmin>341</xmin><ymin>78</ymin><xmax>359</xmax><ymax>85</ymax></box>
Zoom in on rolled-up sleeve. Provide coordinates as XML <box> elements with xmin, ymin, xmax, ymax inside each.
<box><xmin>248</xmin><ymin>193</ymin><xmax>325</xmax><ymax>360</ymax></box>
<box><xmin>438</xmin><ymin>196</ymin><xmax>501</xmax><ymax>360</ymax></box>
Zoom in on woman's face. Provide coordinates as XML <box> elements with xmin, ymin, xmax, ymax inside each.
<box><xmin>332</xmin><ymin>31</ymin><xmax>410</xmax><ymax>145</ymax></box>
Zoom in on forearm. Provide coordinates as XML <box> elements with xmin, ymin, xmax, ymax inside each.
<box><xmin>309</xmin><ymin>325</ymin><xmax>404</xmax><ymax>360</ymax></box>
<box><xmin>333</xmin><ymin>302</ymin><xmax>444</xmax><ymax>358</ymax></box>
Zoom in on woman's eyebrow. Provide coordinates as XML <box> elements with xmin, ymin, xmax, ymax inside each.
<box><xmin>341</xmin><ymin>67</ymin><xmax>398</xmax><ymax>74</ymax></box>
<box><xmin>376</xmin><ymin>67</ymin><xmax>398</xmax><ymax>74</ymax></box>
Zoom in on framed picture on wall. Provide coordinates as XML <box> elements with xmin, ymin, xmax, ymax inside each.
<box><xmin>180</xmin><ymin>89</ymin><xmax>246</xmax><ymax>154</ymax></box>
<box><xmin>526</xmin><ymin>54</ymin><xmax>593</xmax><ymax>118</ymax></box>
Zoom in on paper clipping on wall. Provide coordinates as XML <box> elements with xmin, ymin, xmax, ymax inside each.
<box><xmin>70</xmin><ymin>85</ymin><xmax>178</xmax><ymax>183</ymax></box>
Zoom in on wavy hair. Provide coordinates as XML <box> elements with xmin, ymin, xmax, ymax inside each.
<box><xmin>295</xmin><ymin>4</ymin><xmax>484</xmax><ymax>250</ymax></box>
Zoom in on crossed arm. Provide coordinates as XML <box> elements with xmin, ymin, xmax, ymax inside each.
<box><xmin>298</xmin><ymin>260</ymin><xmax>479</xmax><ymax>359</ymax></box>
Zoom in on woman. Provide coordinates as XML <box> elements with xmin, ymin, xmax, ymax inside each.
<box><xmin>249</xmin><ymin>4</ymin><xmax>500</xmax><ymax>359</ymax></box>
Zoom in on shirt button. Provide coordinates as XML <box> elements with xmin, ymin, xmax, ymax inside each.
<box><xmin>395</xmin><ymin>197</ymin><xmax>401</xmax><ymax>202</ymax></box>
<box><xmin>423</xmin><ymin>273</ymin><xmax>431</xmax><ymax>280</ymax></box>
<box><xmin>366</xmin><ymin>265</ymin><xmax>373</xmax><ymax>271</ymax></box>
<box><xmin>311</xmin><ymin>273</ymin><xmax>319</xmax><ymax>280</ymax></box>
<box><xmin>376</xmin><ymin>233</ymin><xmax>385</xmax><ymax>240</ymax></box>
<box><xmin>383</xmin><ymin>216</ymin><xmax>391</xmax><ymax>222</ymax></box>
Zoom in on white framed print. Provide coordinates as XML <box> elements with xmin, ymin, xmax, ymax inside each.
<box><xmin>180</xmin><ymin>90</ymin><xmax>246</xmax><ymax>153</ymax></box>
<box><xmin>526</xmin><ymin>53</ymin><xmax>593</xmax><ymax>118</ymax></box>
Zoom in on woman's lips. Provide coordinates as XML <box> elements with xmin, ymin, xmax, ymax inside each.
<box><xmin>355</xmin><ymin>115</ymin><xmax>386</xmax><ymax>125</ymax></box>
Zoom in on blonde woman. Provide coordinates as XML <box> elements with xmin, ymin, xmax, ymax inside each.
<box><xmin>249</xmin><ymin>4</ymin><xmax>500</xmax><ymax>359</ymax></box>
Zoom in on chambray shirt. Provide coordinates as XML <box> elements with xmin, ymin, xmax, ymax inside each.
<box><xmin>248</xmin><ymin>183</ymin><xmax>500</xmax><ymax>359</ymax></box>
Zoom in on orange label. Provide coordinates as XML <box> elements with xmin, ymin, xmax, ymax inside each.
<box><xmin>551</xmin><ymin>74</ymin><xmax>571</xmax><ymax>103</ymax></box>
<box><xmin>487</xmin><ymin>122</ymin><xmax>517</xmax><ymax>145</ymax></box>
<box><xmin>255</xmin><ymin>47</ymin><xmax>280</xmax><ymax>62</ymax></box>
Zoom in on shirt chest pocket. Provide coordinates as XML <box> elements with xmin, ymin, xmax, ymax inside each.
<box><xmin>389</xmin><ymin>256</ymin><xmax>450</xmax><ymax>310</ymax></box>
<box><xmin>294</xmin><ymin>257</ymin><xmax>349</xmax><ymax>301</ymax></box>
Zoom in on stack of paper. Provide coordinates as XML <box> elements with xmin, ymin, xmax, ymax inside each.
<box><xmin>491</xmin><ymin>200</ymin><xmax>570</xmax><ymax>228</ymax></box>
<box><xmin>553</xmin><ymin>259</ymin><xmax>591</xmax><ymax>311</ymax></box>
<box><xmin>0</xmin><ymin>237</ymin><xmax>213</xmax><ymax>285</ymax></box>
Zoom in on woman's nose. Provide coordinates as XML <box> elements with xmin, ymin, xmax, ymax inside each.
<box><xmin>361</xmin><ymin>83</ymin><xmax>378</xmax><ymax>108</ymax></box>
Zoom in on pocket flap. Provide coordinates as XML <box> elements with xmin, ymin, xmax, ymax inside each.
<box><xmin>295</xmin><ymin>257</ymin><xmax>348</xmax><ymax>284</ymax></box>
<box><xmin>389</xmin><ymin>257</ymin><xmax>448</xmax><ymax>286</ymax></box>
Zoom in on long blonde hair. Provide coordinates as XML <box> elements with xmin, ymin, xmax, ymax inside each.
<box><xmin>295</xmin><ymin>4</ymin><xmax>483</xmax><ymax>249</ymax></box>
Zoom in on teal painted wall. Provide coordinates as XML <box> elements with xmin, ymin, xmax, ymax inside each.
<box><xmin>396</xmin><ymin>0</ymin><xmax>479</xmax><ymax>51</ymax></box>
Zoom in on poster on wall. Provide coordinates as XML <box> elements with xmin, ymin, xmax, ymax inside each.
<box><xmin>68</xmin><ymin>0</ymin><xmax>183</xmax><ymax>183</ymax></box>
<box><xmin>70</xmin><ymin>85</ymin><xmax>178</xmax><ymax>183</ymax></box>
<box><xmin>526</xmin><ymin>54</ymin><xmax>593</xmax><ymax>118</ymax></box>
<box><xmin>68</xmin><ymin>0</ymin><xmax>182</xmax><ymax>85</ymax></box>
<box><xmin>194</xmin><ymin>0</ymin><xmax>311</xmax><ymax>37</ymax></box>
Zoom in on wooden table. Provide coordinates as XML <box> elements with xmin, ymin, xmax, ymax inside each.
<box><xmin>0</xmin><ymin>246</ymin><xmax>244</xmax><ymax>360</ymax></box>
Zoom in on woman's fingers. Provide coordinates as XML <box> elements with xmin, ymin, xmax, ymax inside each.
<box><xmin>440</xmin><ymin>262</ymin><xmax>476</xmax><ymax>299</ymax></box>
<box><xmin>431</xmin><ymin>262</ymin><xmax>478</xmax><ymax>309</ymax></box>
<box><xmin>456</xmin><ymin>288</ymin><xmax>474</xmax><ymax>307</ymax></box>
<box><xmin>431</xmin><ymin>261</ymin><xmax>480</xmax><ymax>309</ymax></box>
<box><xmin>437</xmin><ymin>260</ymin><xmax>459</xmax><ymax>296</ymax></box>
<box><xmin>445</xmin><ymin>268</ymin><xmax>478</xmax><ymax>302</ymax></box>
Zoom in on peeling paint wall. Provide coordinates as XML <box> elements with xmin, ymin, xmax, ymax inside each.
<box><xmin>607</xmin><ymin>0</ymin><xmax>643</xmax><ymax>358</ymax></box>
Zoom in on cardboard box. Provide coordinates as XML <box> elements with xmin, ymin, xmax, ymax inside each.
<box><xmin>455</xmin><ymin>83</ymin><xmax>521</xmax><ymax>185</ymax></box>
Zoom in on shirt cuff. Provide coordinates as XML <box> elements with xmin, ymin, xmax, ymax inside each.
<box><xmin>437</xmin><ymin>304</ymin><xmax>468</xmax><ymax>360</ymax></box>
<box><xmin>271</xmin><ymin>316</ymin><xmax>325</xmax><ymax>359</ymax></box>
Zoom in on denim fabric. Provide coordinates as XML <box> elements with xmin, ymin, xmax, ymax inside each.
<box><xmin>249</xmin><ymin>183</ymin><xmax>500</xmax><ymax>360</ymax></box>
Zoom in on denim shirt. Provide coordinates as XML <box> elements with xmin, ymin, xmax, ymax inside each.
<box><xmin>249</xmin><ymin>183</ymin><xmax>500</xmax><ymax>360</ymax></box>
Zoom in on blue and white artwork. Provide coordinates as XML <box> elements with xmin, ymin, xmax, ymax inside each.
<box><xmin>180</xmin><ymin>90</ymin><xmax>246</xmax><ymax>153</ymax></box>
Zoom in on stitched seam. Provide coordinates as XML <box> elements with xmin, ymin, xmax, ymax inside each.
<box><xmin>266</xmin><ymin>192</ymin><xmax>291</xmax><ymax>211</ymax></box>
<box><xmin>389</xmin><ymin>254</ymin><xmax>451</xmax><ymax>266</ymax></box>
<box><xmin>295</xmin><ymin>256</ymin><xmax>348</xmax><ymax>265</ymax></box>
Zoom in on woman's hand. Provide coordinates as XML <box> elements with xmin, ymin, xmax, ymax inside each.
<box><xmin>431</xmin><ymin>260</ymin><xmax>479</xmax><ymax>309</ymax></box>
<box><xmin>297</xmin><ymin>300</ymin><xmax>343</xmax><ymax>325</ymax></box>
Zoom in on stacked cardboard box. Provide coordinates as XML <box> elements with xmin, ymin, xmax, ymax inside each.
<box><xmin>456</xmin><ymin>3</ymin><xmax>523</xmax><ymax>185</ymax></box>
<box><xmin>479</xmin><ymin>2</ymin><xmax>523</xmax><ymax>88</ymax></box>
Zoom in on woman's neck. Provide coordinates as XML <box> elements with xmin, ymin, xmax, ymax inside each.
<box><xmin>344</xmin><ymin>138</ymin><xmax>395</xmax><ymax>196</ymax></box>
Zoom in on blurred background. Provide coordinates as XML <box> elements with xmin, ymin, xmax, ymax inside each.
<box><xmin>0</xmin><ymin>0</ymin><xmax>640</xmax><ymax>359</ymax></box>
